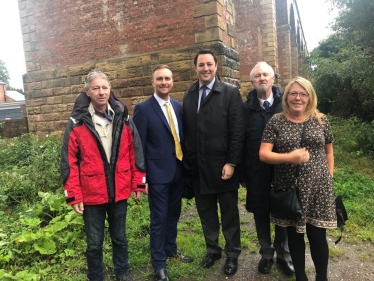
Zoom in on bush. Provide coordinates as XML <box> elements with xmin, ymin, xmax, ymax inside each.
<box><xmin>0</xmin><ymin>134</ymin><xmax>62</xmax><ymax>204</ymax></box>
<box><xmin>329</xmin><ymin>116</ymin><xmax>374</xmax><ymax>156</ymax></box>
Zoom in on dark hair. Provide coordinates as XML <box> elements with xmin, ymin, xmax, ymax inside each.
<box><xmin>193</xmin><ymin>49</ymin><xmax>217</xmax><ymax>66</ymax></box>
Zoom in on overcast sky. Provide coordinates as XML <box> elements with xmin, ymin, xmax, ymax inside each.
<box><xmin>0</xmin><ymin>0</ymin><xmax>338</xmax><ymax>90</ymax></box>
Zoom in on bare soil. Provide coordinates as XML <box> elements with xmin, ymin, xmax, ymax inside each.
<box><xmin>205</xmin><ymin>203</ymin><xmax>374</xmax><ymax>281</ymax></box>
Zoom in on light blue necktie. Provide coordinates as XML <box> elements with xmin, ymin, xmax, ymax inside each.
<box><xmin>263</xmin><ymin>100</ymin><xmax>270</xmax><ymax>110</ymax></box>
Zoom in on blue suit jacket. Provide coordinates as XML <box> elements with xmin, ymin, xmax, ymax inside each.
<box><xmin>133</xmin><ymin>95</ymin><xmax>184</xmax><ymax>184</ymax></box>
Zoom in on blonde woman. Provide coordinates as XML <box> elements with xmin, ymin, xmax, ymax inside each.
<box><xmin>259</xmin><ymin>77</ymin><xmax>336</xmax><ymax>281</ymax></box>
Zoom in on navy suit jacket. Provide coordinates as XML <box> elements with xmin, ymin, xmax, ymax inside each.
<box><xmin>133</xmin><ymin>95</ymin><xmax>184</xmax><ymax>184</ymax></box>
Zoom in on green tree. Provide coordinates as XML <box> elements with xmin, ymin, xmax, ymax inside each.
<box><xmin>307</xmin><ymin>0</ymin><xmax>374</xmax><ymax>121</ymax></box>
<box><xmin>0</xmin><ymin>60</ymin><xmax>10</xmax><ymax>84</ymax></box>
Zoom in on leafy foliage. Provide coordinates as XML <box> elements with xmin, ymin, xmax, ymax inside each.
<box><xmin>0</xmin><ymin>124</ymin><xmax>373</xmax><ymax>279</ymax></box>
<box><xmin>308</xmin><ymin>0</ymin><xmax>374</xmax><ymax>121</ymax></box>
<box><xmin>0</xmin><ymin>60</ymin><xmax>10</xmax><ymax>84</ymax></box>
<box><xmin>0</xmin><ymin>134</ymin><xmax>62</xmax><ymax>204</ymax></box>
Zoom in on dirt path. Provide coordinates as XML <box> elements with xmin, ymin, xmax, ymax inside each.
<box><xmin>205</xmin><ymin>203</ymin><xmax>374</xmax><ymax>281</ymax></box>
<box><xmin>131</xmin><ymin>201</ymin><xmax>374</xmax><ymax>281</ymax></box>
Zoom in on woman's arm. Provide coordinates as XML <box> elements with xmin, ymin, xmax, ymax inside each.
<box><xmin>325</xmin><ymin>143</ymin><xmax>334</xmax><ymax>176</ymax></box>
<box><xmin>259</xmin><ymin>142</ymin><xmax>310</xmax><ymax>164</ymax></box>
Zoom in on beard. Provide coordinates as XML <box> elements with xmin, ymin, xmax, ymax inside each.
<box><xmin>255</xmin><ymin>84</ymin><xmax>271</xmax><ymax>93</ymax></box>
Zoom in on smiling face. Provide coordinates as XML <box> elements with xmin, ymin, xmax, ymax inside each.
<box><xmin>152</xmin><ymin>67</ymin><xmax>173</xmax><ymax>100</ymax></box>
<box><xmin>286</xmin><ymin>83</ymin><xmax>310</xmax><ymax>115</ymax></box>
<box><xmin>85</xmin><ymin>77</ymin><xmax>111</xmax><ymax>111</ymax></box>
<box><xmin>195</xmin><ymin>53</ymin><xmax>217</xmax><ymax>85</ymax></box>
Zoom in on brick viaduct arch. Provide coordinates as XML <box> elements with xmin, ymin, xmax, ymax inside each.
<box><xmin>17</xmin><ymin>0</ymin><xmax>307</xmax><ymax>135</ymax></box>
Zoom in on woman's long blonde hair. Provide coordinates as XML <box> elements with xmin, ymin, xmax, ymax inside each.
<box><xmin>282</xmin><ymin>77</ymin><xmax>324</xmax><ymax>124</ymax></box>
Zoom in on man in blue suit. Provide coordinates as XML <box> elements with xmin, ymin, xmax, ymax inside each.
<box><xmin>133</xmin><ymin>65</ymin><xmax>193</xmax><ymax>281</ymax></box>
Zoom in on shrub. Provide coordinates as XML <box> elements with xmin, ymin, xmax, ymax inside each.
<box><xmin>0</xmin><ymin>134</ymin><xmax>62</xmax><ymax>204</ymax></box>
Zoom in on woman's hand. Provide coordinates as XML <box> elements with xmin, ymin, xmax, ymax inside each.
<box><xmin>289</xmin><ymin>147</ymin><xmax>310</xmax><ymax>164</ymax></box>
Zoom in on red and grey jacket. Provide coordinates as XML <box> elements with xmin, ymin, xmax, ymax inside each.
<box><xmin>60</xmin><ymin>91</ymin><xmax>146</xmax><ymax>205</ymax></box>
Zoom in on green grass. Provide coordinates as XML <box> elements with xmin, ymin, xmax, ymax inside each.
<box><xmin>0</xmin><ymin>116</ymin><xmax>374</xmax><ymax>280</ymax></box>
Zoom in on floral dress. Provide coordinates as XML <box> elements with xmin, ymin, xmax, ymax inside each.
<box><xmin>262</xmin><ymin>114</ymin><xmax>337</xmax><ymax>233</ymax></box>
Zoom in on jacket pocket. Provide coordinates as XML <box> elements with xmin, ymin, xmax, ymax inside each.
<box><xmin>116</xmin><ymin>164</ymin><xmax>131</xmax><ymax>192</ymax></box>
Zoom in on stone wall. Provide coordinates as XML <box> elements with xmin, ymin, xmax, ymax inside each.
<box><xmin>2</xmin><ymin>118</ymin><xmax>29</xmax><ymax>139</ymax></box>
<box><xmin>18</xmin><ymin>0</ymin><xmax>306</xmax><ymax>136</ymax></box>
<box><xmin>235</xmin><ymin>0</ymin><xmax>308</xmax><ymax>92</ymax></box>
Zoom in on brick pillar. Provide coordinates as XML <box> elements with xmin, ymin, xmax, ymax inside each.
<box><xmin>291</xmin><ymin>45</ymin><xmax>299</xmax><ymax>78</ymax></box>
<box><xmin>260</xmin><ymin>0</ymin><xmax>278</xmax><ymax>73</ymax></box>
<box><xmin>277</xmin><ymin>24</ymin><xmax>292</xmax><ymax>87</ymax></box>
<box><xmin>193</xmin><ymin>0</ymin><xmax>239</xmax><ymax>85</ymax></box>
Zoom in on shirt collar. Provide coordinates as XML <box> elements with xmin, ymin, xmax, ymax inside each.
<box><xmin>199</xmin><ymin>77</ymin><xmax>216</xmax><ymax>90</ymax></box>
<box><xmin>257</xmin><ymin>92</ymin><xmax>274</xmax><ymax>108</ymax></box>
<box><xmin>88</xmin><ymin>102</ymin><xmax>114</xmax><ymax>119</ymax></box>
<box><xmin>153</xmin><ymin>93</ymin><xmax>170</xmax><ymax>107</ymax></box>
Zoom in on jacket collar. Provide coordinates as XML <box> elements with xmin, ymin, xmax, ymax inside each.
<box><xmin>244</xmin><ymin>86</ymin><xmax>283</xmax><ymax>111</ymax></box>
<box><xmin>70</xmin><ymin>91</ymin><xmax>128</xmax><ymax>120</ymax></box>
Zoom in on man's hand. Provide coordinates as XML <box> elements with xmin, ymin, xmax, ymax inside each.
<box><xmin>132</xmin><ymin>191</ymin><xmax>142</xmax><ymax>200</ymax></box>
<box><xmin>222</xmin><ymin>164</ymin><xmax>235</xmax><ymax>180</ymax></box>
<box><xmin>72</xmin><ymin>202</ymin><xmax>84</xmax><ymax>214</ymax></box>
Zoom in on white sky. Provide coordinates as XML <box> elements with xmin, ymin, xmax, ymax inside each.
<box><xmin>0</xmin><ymin>0</ymin><xmax>338</xmax><ymax>90</ymax></box>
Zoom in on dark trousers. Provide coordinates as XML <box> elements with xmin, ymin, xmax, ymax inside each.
<box><xmin>193</xmin><ymin>177</ymin><xmax>241</xmax><ymax>258</ymax></box>
<box><xmin>148</xmin><ymin>161</ymin><xmax>184</xmax><ymax>271</ymax></box>
<box><xmin>83</xmin><ymin>200</ymin><xmax>129</xmax><ymax>281</ymax></box>
<box><xmin>287</xmin><ymin>224</ymin><xmax>328</xmax><ymax>281</ymax></box>
<box><xmin>254</xmin><ymin>213</ymin><xmax>290</xmax><ymax>261</ymax></box>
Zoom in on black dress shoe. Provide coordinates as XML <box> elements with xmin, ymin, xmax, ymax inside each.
<box><xmin>201</xmin><ymin>252</ymin><xmax>222</xmax><ymax>268</ymax></box>
<box><xmin>155</xmin><ymin>268</ymin><xmax>170</xmax><ymax>281</ymax></box>
<box><xmin>224</xmin><ymin>257</ymin><xmax>238</xmax><ymax>276</ymax></box>
<box><xmin>167</xmin><ymin>250</ymin><xmax>194</xmax><ymax>263</ymax></box>
<box><xmin>258</xmin><ymin>258</ymin><xmax>274</xmax><ymax>274</ymax></box>
<box><xmin>277</xmin><ymin>258</ymin><xmax>295</xmax><ymax>276</ymax></box>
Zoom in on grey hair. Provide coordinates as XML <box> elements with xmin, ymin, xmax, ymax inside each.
<box><xmin>249</xmin><ymin>62</ymin><xmax>275</xmax><ymax>81</ymax></box>
<box><xmin>85</xmin><ymin>69</ymin><xmax>110</xmax><ymax>89</ymax></box>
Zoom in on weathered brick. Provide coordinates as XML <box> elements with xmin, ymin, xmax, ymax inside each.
<box><xmin>19</xmin><ymin>0</ymin><xmax>307</xmax><ymax>135</ymax></box>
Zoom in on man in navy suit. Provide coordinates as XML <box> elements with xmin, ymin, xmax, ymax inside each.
<box><xmin>133</xmin><ymin>65</ymin><xmax>193</xmax><ymax>281</ymax></box>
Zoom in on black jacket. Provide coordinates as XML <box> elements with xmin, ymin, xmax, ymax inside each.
<box><xmin>242</xmin><ymin>86</ymin><xmax>283</xmax><ymax>213</ymax></box>
<box><xmin>183</xmin><ymin>77</ymin><xmax>245</xmax><ymax>194</ymax></box>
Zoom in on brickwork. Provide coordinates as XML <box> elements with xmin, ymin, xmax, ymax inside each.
<box><xmin>0</xmin><ymin>83</ymin><xmax>5</xmax><ymax>102</ymax></box>
<box><xmin>18</xmin><ymin>0</ymin><xmax>306</xmax><ymax>136</ymax></box>
<box><xmin>235</xmin><ymin>0</ymin><xmax>307</xmax><ymax>93</ymax></box>
<box><xmin>2</xmin><ymin>118</ymin><xmax>29</xmax><ymax>139</ymax></box>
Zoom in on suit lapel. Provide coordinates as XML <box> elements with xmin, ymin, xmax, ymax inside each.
<box><xmin>171</xmin><ymin>99</ymin><xmax>183</xmax><ymax>139</ymax></box>
<box><xmin>150</xmin><ymin>96</ymin><xmax>171</xmax><ymax>133</ymax></box>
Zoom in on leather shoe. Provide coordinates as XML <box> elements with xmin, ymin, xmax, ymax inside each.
<box><xmin>258</xmin><ymin>258</ymin><xmax>274</xmax><ymax>274</ymax></box>
<box><xmin>201</xmin><ymin>252</ymin><xmax>222</xmax><ymax>268</ymax></box>
<box><xmin>155</xmin><ymin>268</ymin><xmax>170</xmax><ymax>281</ymax></box>
<box><xmin>277</xmin><ymin>258</ymin><xmax>295</xmax><ymax>276</ymax></box>
<box><xmin>167</xmin><ymin>250</ymin><xmax>194</xmax><ymax>263</ymax></box>
<box><xmin>224</xmin><ymin>257</ymin><xmax>238</xmax><ymax>276</ymax></box>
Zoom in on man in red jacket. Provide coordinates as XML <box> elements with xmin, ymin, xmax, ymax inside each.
<box><xmin>60</xmin><ymin>69</ymin><xmax>146</xmax><ymax>281</ymax></box>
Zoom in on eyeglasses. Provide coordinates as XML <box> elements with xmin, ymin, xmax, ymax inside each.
<box><xmin>289</xmin><ymin>92</ymin><xmax>309</xmax><ymax>99</ymax></box>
